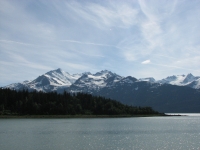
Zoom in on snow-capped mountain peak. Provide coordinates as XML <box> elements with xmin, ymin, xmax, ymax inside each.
<box><xmin>43</xmin><ymin>68</ymin><xmax>81</xmax><ymax>86</ymax></box>
<box><xmin>75</xmin><ymin>70</ymin><xmax>121</xmax><ymax>87</ymax></box>
<box><xmin>94</xmin><ymin>70</ymin><xmax>114</xmax><ymax>76</ymax></box>
<box><xmin>4</xmin><ymin>68</ymin><xmax>83</xmax><ymax>92</ymax></box>
<box><xmin>182</xmin><ymin>73</ymin><xmax>195</xmax><ymax>84</ymax></box>
<box><xmin>66</xmin><ymin>70</ymin><xmax>124</xmax><ymax>94</ymax></box>
<box><xmin>157</xmin><ymin>73</ymin><xmax>200</xmax><ymax>88</ymax></box>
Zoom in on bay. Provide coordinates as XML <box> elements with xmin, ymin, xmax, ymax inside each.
<box><xmin>0</xmin><ymin>115</ymin><xmax>200</xmax><ymax>150</ymax></box>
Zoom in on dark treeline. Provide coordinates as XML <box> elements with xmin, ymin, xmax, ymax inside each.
<box><xmin>0</xmin><ymin>88</ymin><xmax>159</xmax><ymax>116</ymax></box>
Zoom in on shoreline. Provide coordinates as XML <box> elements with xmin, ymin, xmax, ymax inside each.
<box><xmin>0</xmin><ymin>114</ymin><xmax>178</xmax><ymax>119</ymax></box>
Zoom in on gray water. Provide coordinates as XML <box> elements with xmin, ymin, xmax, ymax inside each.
<box><xmin>0</xmin><ymin>115</ymin><xmax>200</xmax><ymax>150</ymax></box>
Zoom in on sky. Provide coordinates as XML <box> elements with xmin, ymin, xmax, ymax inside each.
<box><xmin>0</xmin><ymin>0</ymin><xmax>200</xmax><ymax>86</ymax></box>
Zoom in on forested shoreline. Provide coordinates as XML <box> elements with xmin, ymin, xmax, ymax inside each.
<box><xmin>0</xmin><ymin>89</ymin><xmax>161</xmax><ymax>116</ymax></box>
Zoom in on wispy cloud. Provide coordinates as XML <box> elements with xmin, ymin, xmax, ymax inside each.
<box><xmin>151</xmin><ymin>54</ymin><xmax>177</xmax><ymax>60</ymax></box>
<box><xmin>0</xmin><ymin>40</ymin><xmax>34</xmax><ymax>46</ymax></box>
<box><xmin>65</xmin><ymin>1</ymin><xmax>139</xmax><ymax>29</ymax></box>
<box><xmin>141</xmin><ymin>60</ymin><xmax>151</xmax><ymax>64</ymax></box>
<box><xmin>150</xmin><ymin>62</ymin><xmax>200</xmax><ymax>73</ymax></box>
<box><xmin>0</xmin><ymin>0</ymin><xmax>200</xmax><ymax>86</ymax></box>
<box><xmin>61</xmin><ymin>39</ymin><xmax>115</xmax><ymax>47</ymax></box>
<box><xmin>87</xmin><ymin>2</ymin><xmax>139</xmax><ymax>28</ymax></box>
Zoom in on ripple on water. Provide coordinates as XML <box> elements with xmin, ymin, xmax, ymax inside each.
<box><xmin>0</xmin><ymin>117</ymin><xmax>200</xmax><ymax>150</ymax></box>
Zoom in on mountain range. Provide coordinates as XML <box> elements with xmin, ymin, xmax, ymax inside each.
<box><xmin>3</xmin><ymin>68</ymin><xmax>200</xmax><ymax>113</ymax></box>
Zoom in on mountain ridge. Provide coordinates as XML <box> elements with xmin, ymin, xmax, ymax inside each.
<box><xmin>3</xmin><ymin>68</ymin><xmax>200</xmax><ymax>113</ymax></box>
<box><xmin>4</xmin><ymin>68</ymin><xmax>200</xmax><ymax>91</ymax></box>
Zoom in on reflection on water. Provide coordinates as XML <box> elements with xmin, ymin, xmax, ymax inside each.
<box><xmin>0</xmin><ymin>115</ymin><xmax>200</xmax><ymax>150</ymax></box>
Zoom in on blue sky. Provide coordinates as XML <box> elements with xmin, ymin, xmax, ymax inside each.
<box><xmin>1</xmin><ymin>0</ymin><xmax>200</xmax><ymax>86</ymax></box>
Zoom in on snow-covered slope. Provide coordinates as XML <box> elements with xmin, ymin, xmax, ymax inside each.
<box><xmin>187</xmin><ymin>78</ymin><xmax>200</xmax><ymax>89</ymax></box>
<box><xmin>69</xmin><ymin>70</ymin><xmax>123</xmax><ymax>93</ymax></box>
<box><xmin>43</xmin><ymin>68</ymin><xmax>81</xmax><ymax>86</ymax></box>
<box><xmin>4</xmin><ymin>80</ymin><xmax>32</xmax><ymax>91</ymax></box>
<box><xmin>157</xmin><ymin>73</ymin><xmax>200</xmax><ymax>88</ymax></box>
<box><xmin>157</xmin><ymin>75</ymin><xmax>185</xmax><ymax>85</ymax></box>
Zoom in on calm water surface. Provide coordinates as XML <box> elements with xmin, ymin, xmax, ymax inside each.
<box><xmin>0</xmin><ymin>115</ymin><xmax>200</xmax><ymax>150</ymax></box>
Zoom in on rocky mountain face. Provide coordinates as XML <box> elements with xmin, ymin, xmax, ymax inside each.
<box><xmin>3</xmin><ymin>68</ymin><xmax>200</xmax><ymax>113</ymax></box>
<box><xmin>5</xmin><ymin>68</ymin><xmax>82</xmax><ymax>92</ymax></box>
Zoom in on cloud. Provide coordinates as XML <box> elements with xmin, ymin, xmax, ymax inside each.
<box><xmin>151</xmin><ymin>54</ymin><xmax>177</xmax><ymax>60</ymax></box>
<box><xmin>0</xmin><ymin>40</ymin><xmax>34</xmax><ymax>46</ymax></box>
<box><xmin>87</xmin><ymin>2</ymin><xmax>139</xmax><ymax>28</ymax></box>
<box><xmin>61</xmin><ymin>39</ymin><xmax>115</xmax><ymax>48</ymax></box>
<box><xmin>124</xmin><ymin>52</ymin><xmax>137</xmax><ymax>62</ymax></box>
<box><xmin>65</xmin><ymin>1</ymin><xmax>139</xmax><ymax>29</ymax></box>
<box><xmin>1</xmin><ymin>0</ymin><xmax>200</xmax><ymax>86</ymax></box>
<box><xmin>150</xmin><ymin>62</ymin><xmax>200</xmax><ymax>73</ymax></box>
<box><xmin>141</xmin><ymin>60</ymin><xmax>151</xmax><ymax>64</ymax></box>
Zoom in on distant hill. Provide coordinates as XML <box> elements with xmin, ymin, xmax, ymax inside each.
<box><xmin>94</xmin><ymin>82</ymin><xmax>200</xmax><ymax>113</ymax></box>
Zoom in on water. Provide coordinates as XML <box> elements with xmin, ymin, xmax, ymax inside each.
<box><xmin>0</xmin><ymin>115</ymin><xmax>200</xmax><ymax>150</ymax></box>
